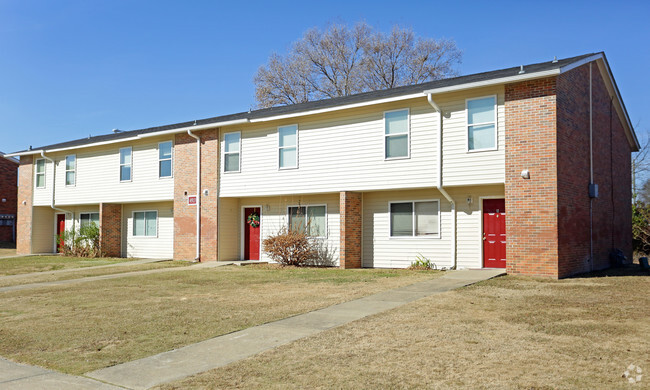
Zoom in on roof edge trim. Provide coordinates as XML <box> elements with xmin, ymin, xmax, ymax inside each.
<box><xmin>5</xmin><ymin>118</ymin><xmax>250</xmax><ymax>157</ymax></box>
<box><xmin>249</xmin><ymin>93</ymin><xmax>424</xmax><ymax>123</ymax></box>
<box><xmin>423</xmin><ymin>69</ymin><xmax>560</xmax><ymax>94</ymax></box>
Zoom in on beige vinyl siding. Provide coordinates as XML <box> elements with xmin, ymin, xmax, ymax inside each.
<box><xmin>225</xmin><ymin>193</ymin><xmax>340</xmax><ymax>264</ymax></box>
<box><xmin>219</xmin><ymin>100</ymin><xmax>438</xmax><ymax>197</ymax></box>
<box><xmin>447</xmin><ymin>185</ymin><xmax>505</xmax><ymax>269</ymax></box>
<box><xmin>362</xmin><ymin>189</ymin><xmax>452</xmax><ymax>269</ymax></box>
<box><xmin>218</xmin><ymin>197</ymin><xmax>240</xmax><ymax>261</ymax></box>
<box><xmin>33</xmin><ymin>159</ymin><xmax>54</xmax><ymax>206</ymax></box>
<box><xmin>33</xmin><ymin>136</ymin><xmax>174</xmax><ymax>206</ymax></box>
<box><xmin>439</xmin><ymin>86</ymin><xmax>506</xmax><ymax>186</ymax></box>
<box><xmin>122</xmin><ymin>202</ymin><xmax>173</xmax><ymax>258</ymax></box>
<box><xmin>32</xmin><ymin>206</ymin><xmax>55</xmax><ymax>253</ymax></box>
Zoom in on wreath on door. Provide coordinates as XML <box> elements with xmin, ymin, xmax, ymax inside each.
<box><xmin>247</xmin><ymin>212</ymin><xmax>260</xmax><ymax>228</ymax></box>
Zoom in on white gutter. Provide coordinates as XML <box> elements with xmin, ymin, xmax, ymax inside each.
<box><xmin>187</xmin><ymin>129</ymin><xmax>201</xmax><ymax>261</ymax></box>
<box><xmin>423</xmin><ymin>69</ymin><xmax>560</xmax><ymax>95</ymax></box>
<box><xmin>249</xmin><ymin>93</ymin><xmax>424</xmax><ymax>123</ymax></box>
<box><xmin>4</xmin><ymin>119</ymin><xmax>249</xmax><ymax>158</ymax></box>
<box><xmin>427</xmin><ymin>93</ymin><xmax>457</xmax><ymax>269</ymax></box>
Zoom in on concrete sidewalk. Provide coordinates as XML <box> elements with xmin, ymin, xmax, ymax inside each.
<box><xmin>0</xmin><ymin>260</ymin><xmax>267</xmax><ymax>293</ymax></box>
<box><xmin>85</xmin><ymin>269</ymin><xmax>504</xmax><ymax>389</ymax></box>
<box><xmin>0</xmin><ymin>357</ymin><xmax>120</xmax><ymax>390</ymax></box>
<box><xmin>0</xmin><ymin>258</ymin><xmax>166</xmax><ymax>281</ymax></box>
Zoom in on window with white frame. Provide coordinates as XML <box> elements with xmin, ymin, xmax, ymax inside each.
<box><xmin>224</xmin><ymin>132</ymin><xmax>241</xmax><ymax>172</ymax></box>
<box><xmin>120</xmin><ymin>147</ymin><xmax>132</xmax><ymax>181</ymax></box>
<box><xmin>79</xmin><ymin>212</ymin><xmax>99</xmax><ymax>228</ymax></box>
<box><xmin>35</xmin><ymin>158</ymin><xmax>46</xmax><ymax>188</ymax></box>
<box><xmin>133</xmin><ymin>211</ymin><xmax>157</xmax><ymax>237</ymax></box>
<box><xmin>390</xmin><ymin>200</ymin><xmax>439</xmax><ymax>237</ymax></box>
<box><xmin>278</xmin><ymin>125</ymin><xmax>298</xmax><ymax>169</ymax></box>
<box><xmin>159</xmin><ymin>141</ymin><xmax>172</xmax><ymax>178</ymax></box>
<box><xmin>288</xmin><ymin>205</ymin><xmax>326</xmax><ymax>237</ymax></box>
<box><xmin>384</xmin><ymin>109</ymin><xmax>409</xmax><ymax>159</ymax></box>
<box><xmin>467</xmin><ymin>96</ymin><xmax>497</xmax><ymax>151</ymax></box>
<box><xmin>65</xmin><ymin>155</ymin><xmax>76</xmax><ymax>186</ymax></box>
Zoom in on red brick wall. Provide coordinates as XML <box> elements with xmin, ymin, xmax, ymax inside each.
<box><xmin>339</xmin><ymin>191</ymin><xmax>362</xmax><ymax>268</ymax></box>
<box><xmin>505</xmin><ymin>77</ymin><xmax>559</xmax><ymax>277</ymax></box>
<box><xmin>16</xmin><ymin>156</ymin><xmax>33</xmax><ymax>253</ymax></box>
<box><xmin>0</xmin><ymin>156</ymin><xmax>18</xmax><ymax>242</ymax></box>
<box><xmin>99</xmin><ymin>203</ymin><xmax>122</xmax><ymax>257</ymax></box>
<box><xmin>174</xmin><ymin>130</ymin><xmax>219</xmax><ymax>261</ymax></box>
<box><xmin>556</xmin><ymin>64</ymin><xmax>633</xmax><ymax>277</ymax></box>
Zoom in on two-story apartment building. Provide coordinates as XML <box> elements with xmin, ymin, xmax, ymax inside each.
<box><xmin>0</xmin><ymin>152</ymin><xmax>18</xmax><ymax>243</ymax></box>
<box><xmin>5</xmin><ymin>52</ymin><xmax>638</xmax><ymax>278</ymax></box>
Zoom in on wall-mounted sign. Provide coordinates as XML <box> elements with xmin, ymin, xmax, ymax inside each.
<box><xmin>188</xmin><ymin>196</ymin><xmax>197</xmax><ymax>206</ymax></box>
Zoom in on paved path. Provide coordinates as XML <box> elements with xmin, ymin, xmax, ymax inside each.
<box><xmin>86</xmin><ymin>269</ymin><xmax>504</xmax><ymax>389</ymax></box>
<box><xmin>0</xmin><ymin>260</ymin><xmax>260</xmax><ymax>293</ymax></box>
<box><xmin>0</xmin><ymin>357</ymin><xmax>120</xmax><ymax>389</ymax></box>
<box><xmin>0</xmin><ymin>268</ymin><xmax>504</xmax><ymax>389</ymax></box>
<box><xmin>0</xmin><ymin>258</ymin><xmax>165</xmax><ymax>282</ymax></box>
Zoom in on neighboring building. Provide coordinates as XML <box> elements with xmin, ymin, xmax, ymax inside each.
<box><xmin>0</xmin><ymin>152</ymin><xmax>18</xmax><ymax>243</ymax></box>
<box><xmin>4</xmin><ymin>52</ymin><xmax>639</xmax><ymax>278</ymax></box>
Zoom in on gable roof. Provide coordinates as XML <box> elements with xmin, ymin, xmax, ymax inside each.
<box><xmin>5</xmin><ymin>52</ymin><xmax>638</xmax><ymax>156</ymax></box>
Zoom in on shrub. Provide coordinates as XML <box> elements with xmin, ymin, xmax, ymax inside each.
<box><xmin>306</xmin><ymin>238</ymin><xmax>337</xmax><ymax>267</ymax></box>
<box><xmin>57</xmin><ymin>223</ymin><xmax>103</xmax><ymax>258</ymax></box>
<box><xmin>408</xmin><ymin>253</ymin><xmax>437</xmax><ymax>270</ymax></box>
<box><xmin>262</xmin><ymin>226</ymin><xmax>317</xmax><ymax>266</ymax></box>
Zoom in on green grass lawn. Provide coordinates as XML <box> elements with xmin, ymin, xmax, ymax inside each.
<box><xmin>159</xmin><ymin>267</ymin><xmax>650</xmax><ymax>390</ymax></box>
<box><xmin>0</xmin><ymin>265</ymin><xmax>440</xmax><ymax>375</ymax></box>
<box><xmin>0</xmin><ymin>255</ymin><xmax>141</xmax><ymax>276</ymax></box>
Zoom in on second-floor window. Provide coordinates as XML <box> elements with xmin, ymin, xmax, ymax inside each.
<box><xmin>35</xmin><ymin>158</ymin><xmax>45</xmax><ymax>188</ymax></box>
<box><xmin>278</xmin><ymin>125</ymin><xmax>298</xmax><ymax>169</ymax></box>
<box><xmin>65</xmin><ymin>155</ymin><xmax>76</xmax><ymax>186</ymax></box>
<box><xmin>467</xmin><ymin>96</ymin><xmax>497</xmax><ymax>151</ymax></box>
<box><xmin>224</xmin><ymin>132</ymin><xmax>241</xmax><ymax>172</ymax></box>
<box><xmin>159</xmin><ymin>141</ymin><xmax>172</xmax><ymax>178</ymax></box>
<box><xmin>385</xmin><ymin>109</ymin><xmax>410</xmax><ymax>159</ymax></box>
<box><xmin>120</xmin><ymin>147</ymin><xmax>132</xmax><ymax>182</ymax></box>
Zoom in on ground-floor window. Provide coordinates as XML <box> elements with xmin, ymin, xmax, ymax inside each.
<box><xmin>133</xmin><ymin>211</ymin><xmax>158</xmax><ymax>237</ymax></box>
<box><xmin>288</xmin><ymin>205</ymin><xmax>326</xmax><ymax>237</ymax></box>
<box><xmin>389</xmin><ymin>200</ymin><xmax>439</xmax><ymax>237</ymax></box>
<box><xmin>79</xmin><ymin>212</ymin><xmax>99</xmax><ymax>227</ymax></box>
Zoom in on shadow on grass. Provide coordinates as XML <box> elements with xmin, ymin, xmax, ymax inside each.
<box><xmin>571</xmin><ymin>264</ymin><xmax>649</xmax><ymax>279</ymax></box>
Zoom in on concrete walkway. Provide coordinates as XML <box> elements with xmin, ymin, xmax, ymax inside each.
<box><xmin>85</xmin><ymin>269</ymin><xmax>504</xmax><ymax>389</ymax></box>
<box><xmin>0</xmin><ymin>268</ymin><xmax>503</xmax><ymax>389</ymax></box>
<box><xmin>0</xmin><ymin>357</ymin><xmax>120</xmax><ymax>389</ymax></box>
<box><xmin>0</xmin><ymin>258</ymin><xmax>165</xmax><ymax>282</ymax></box>
<box><xmin>0</xmin><ymin>260</ymin><xmax>261</xmax><ymax>294</ymax></box>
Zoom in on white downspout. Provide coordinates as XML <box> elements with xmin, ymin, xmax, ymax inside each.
<box><xmin>427</xmin><ymin>94</ymin><xmax>457</xmax><ymax>269</ymax></box>
<box><xmin>40</xmin><ymin>151</ymin><xmax>72</xmax><ymax>251</ymax></box>
<box><xmin>187</xmin><ymin>129</ymin><xmax>201</xmax><ymax>261</ymax></box>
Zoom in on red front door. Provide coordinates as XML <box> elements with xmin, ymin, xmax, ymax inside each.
<box><xmin>56</xmin><ymin>214</ymin><xmax>66</xmax><ymax>253</ymax></box>
<box><xmin>483</xmin><ymin>199</ymin><xmax>506</xmax><ymax>268</ymax></box>
<box><xmin>244</xmin><ymin>207</ymin><xmax>261</xmax><ymax>260</ymax></box>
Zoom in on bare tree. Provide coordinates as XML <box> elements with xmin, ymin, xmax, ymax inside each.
<box><xmin>254</xmin><ymin>22</ymin><xmax>462</xmax><ymax>108</ymax></box>
<box><xmin>632</xmin><ymin>129</ymin><xmax>650</xmax><ymax>201</ymax></box>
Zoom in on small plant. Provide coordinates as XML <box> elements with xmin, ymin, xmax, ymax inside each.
<box><xmin>262</xmin><ymin>226</ymin><xmax>317</xmax><ymax>266</ymax></box>
<box><xmin>306</xmin><ymin>238</ymin><xmax>337</xmax><ymax>267</ymax></box>
<box><xmin>57</xmin><ymin>223</ymin><xmax>103</xmax><ymax>258</ymax></box>
<box><xmin>408</xmin><ymin>253</ymin><xmax>437</xmax><ymax>270</ymax></box>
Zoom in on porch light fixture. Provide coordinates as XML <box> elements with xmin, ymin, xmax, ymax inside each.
<box><xmin>466</xmin><ymin>196</ymin><xmax>473</xmax><ymax>207</ymax></box>
<box><xmin>521</xmin><ymin>169</ymin><xmax>530</xmax><ymax>179</ymax></box>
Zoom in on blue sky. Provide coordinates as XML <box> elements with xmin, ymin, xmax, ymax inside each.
<box><xmin>1</xmin><ymin>0</ymin><xmax>648</xmax><ymax>154</ymax></box>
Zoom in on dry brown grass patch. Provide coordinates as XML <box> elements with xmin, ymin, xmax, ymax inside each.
<box><xmin>160</xmin><ymin>269</ymin><xmax>649</xmax><ymax>390</ymax></box>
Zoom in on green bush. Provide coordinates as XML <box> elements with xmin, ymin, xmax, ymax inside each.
<box><xmin>57</xmin><ymin>223</ymin><xmax>103</xmax><ymax>258</ymax></box>
<box><xmin>408</xmin><ymin>253</ymin><xmax>437</xmax><ymax>270</ymax></box>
